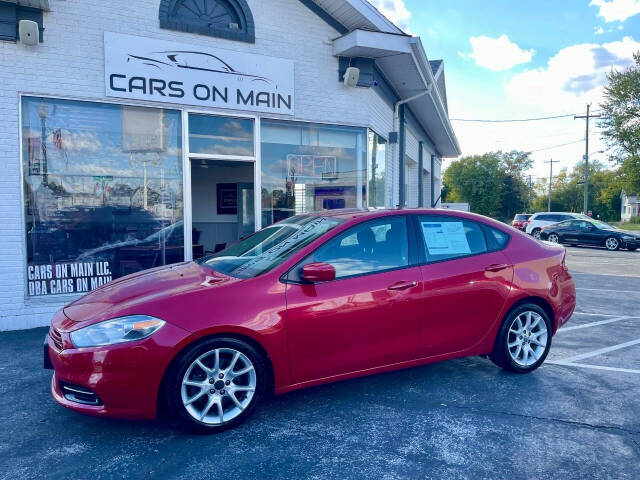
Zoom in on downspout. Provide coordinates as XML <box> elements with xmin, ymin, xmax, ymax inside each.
<box><xmin>418</xmin><ymin>142</ymin><xmax>424</xmax><ymax>207</ymax></box>
<box><xmin>393</xmin><ymin>87</ymin><xmax>431</xmax><ymax>207</ymax></box>
<box><xmin>430</xmin><ymin>154</ymin><xmax>435</xmax><ymax>207</ymax></box>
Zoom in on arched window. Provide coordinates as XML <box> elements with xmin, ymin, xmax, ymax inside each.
<box><xmin>159</xmin><ymin>0</ymin><xmax>255</xmax><ymax>43</ymax></box>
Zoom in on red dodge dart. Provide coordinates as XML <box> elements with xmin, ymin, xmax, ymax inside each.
<box><xmin>45</xmin><ymin>209</ymin><xmax>575</xmax><ymax>432</ymax></box>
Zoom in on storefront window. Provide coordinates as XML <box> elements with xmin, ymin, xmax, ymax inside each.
<box><xmin>367</xmin><ymin>131</ymin><xmax>387</xmax><ymax>208</ymax></box>
<box><xmin>260</xmin><ymin>120</ymin><xmax>366</xmax><ymax>226</ymax></box>
<box><xmin>188</xmin><ymin>114</ymin><xmax>254</xmax><ymax>157</ymax></box>
<box><xmin>22</xmin><ymin>97</ymin><xmax>184</xmax><ymax>297</ymax></box>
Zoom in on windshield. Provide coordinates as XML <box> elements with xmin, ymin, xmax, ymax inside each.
<box><xmin>198</xmin><ymin>215</ymin><xmax>343</xmax><ymax>278</ymax></box>
<box><xmin>590</xmin><ymin>220</ymin><xmax>616</xmax><ymax>230</ymax></box>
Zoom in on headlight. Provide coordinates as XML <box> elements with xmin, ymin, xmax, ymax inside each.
<box><xmin>622</xmin><ymin>235</ymin><xmax>635</xmax><ymax>240</ymax></box>
<box><xmin>70</xmin><ymin>315</ymin><xmax>165</xmax><ymax>348</ymax></box>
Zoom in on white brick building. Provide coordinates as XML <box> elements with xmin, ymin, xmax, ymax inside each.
<box><xmin>0</xmin><ymin>0</ymin><xmax>459</xmax><ymax>330</ymax></box>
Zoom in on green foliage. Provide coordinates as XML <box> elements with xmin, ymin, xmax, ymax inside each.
<box><xmin>442</xmin><ymin>150</ymin><xmax>533</xmax><ymax>221</ymax></box>
<box><xmin>599</xmin><ymin>52</ymin><xmax>640</xmax><ymax>162</ymax></box>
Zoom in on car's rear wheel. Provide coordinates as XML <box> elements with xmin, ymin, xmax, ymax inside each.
<box><xmin>547</xmin><ymin>233</ymin><xmax>560</xmax><ymax>243</ymax></box>
<box><xmin>531</xmin><ymin>228</ymin><xmax>542</xmax><ymax>240</ymax></box>
<box><xmin>605</xmin><ymin>237</ymin><xmax>620</xmax><ymax>251</ymax></box>
<box><xmin>490</xmin><ymin>304</ymin><xmax>551</xmax><ymax>373</ymax></box>
<box><xmin>164</xmin><ymin>337</ymin><xmax>266</xmax><ymax>433</ymax></box>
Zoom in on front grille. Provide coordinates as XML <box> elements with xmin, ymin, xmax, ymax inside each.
<box><xmin>49</xmin><ymin>327</ymin><xmax>63</xmax><ymax>350</ymax></box>
<box><xmin>60</xmin><ymin>382</ymin><xmax>103</xmax><ymax>406</ymax></box>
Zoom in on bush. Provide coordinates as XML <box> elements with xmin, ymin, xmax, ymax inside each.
<box><xmin>630</xmin><ymin>216</ymin><xmax>640</xmax><ymax>224</ymax></box>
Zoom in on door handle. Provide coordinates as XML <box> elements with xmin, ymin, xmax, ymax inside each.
<box><xmin>387</xmin><ymin>281</ymin><xmax>418</xmax><ymax>291</ymax></box>
<box><xmin>484</xmin><ymin>263</ymin><xmax>510</xmax><ymax>272</ymax></box>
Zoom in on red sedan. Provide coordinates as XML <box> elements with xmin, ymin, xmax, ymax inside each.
<box><xmin>45</xmin><ymin>209</ymin><xmax>575</xmax><ymax>432</ymax></box>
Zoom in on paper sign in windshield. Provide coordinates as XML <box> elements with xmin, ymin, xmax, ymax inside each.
<box><xmin>421</xmin><ymin>222</ymin><xmax>471</xmax><ymax>256</ymax></box>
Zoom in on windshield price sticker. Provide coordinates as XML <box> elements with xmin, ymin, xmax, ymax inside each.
<box><xmin>421</xmin><ymin>221</ymin><xmax>471</xmax><ymax>255</ymax></box>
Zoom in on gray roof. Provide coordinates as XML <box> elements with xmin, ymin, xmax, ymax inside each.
<box><xmin>3</xmin><ymin>0</ymin><xmax>50</xmax><ymax>10</ymax></box>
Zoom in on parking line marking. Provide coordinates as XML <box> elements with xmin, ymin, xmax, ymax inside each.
<box><xmin>547</xmin><ymin>361</ymin><xmax>640</xmax><ymax>375</ymax></box>
<box><xmin>557</xmin><ymin>316</ymin><xmax>629</xmax><ymax>332</ymax></box>
<box><xmin>576</xmin><ymin>288</ymin><xmax>639</xmax><ymax>294</ymax></box>
<box><xmin>556</xmin><ymin>338</ymin><xmax>640</xmax><ymax>363</ymax></box>
<box><xmin>573</xmin><ymin>312</ymin><xmax>640</xmax><ymax>318</ymax></box>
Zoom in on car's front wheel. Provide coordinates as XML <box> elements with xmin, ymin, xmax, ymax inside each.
<box><xmin>605</xmin><ymin>236</ymin><xmax>620</xmax><ymax>251</ymax></box>
<box><xmin>164</xmin><ymin>337</ymin><xmax>266</xmax><ymax>433</ymax></box>
<box><xmin>490</xmin><ymin>304</ymin><xmax>552</xmax><ymax>373</ymax></box>
<box><xmin>547</xmin><ymin>233</ymin><xmax>560</xmax><ymax>243</ymax></box>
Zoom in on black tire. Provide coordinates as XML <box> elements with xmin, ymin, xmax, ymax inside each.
<box><xmin>489</xmin><ymin>303</ymin><xmax>552</xmax><ymax>373</ymax></box>
<box><xmin>604</xmin><ymin>236</ymin><xmax>620</xmax><ymax>251</ymax></box>
<box><xmin>531</xmin><ymin>228</ymin><xmax>541</xmax><ymax>240</ymax></box>
<box><xmin>164</xmin><ymin>337</ymin><xmax>267</xmax><ymax>433</ymax></box>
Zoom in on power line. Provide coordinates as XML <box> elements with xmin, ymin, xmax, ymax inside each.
<box><xmin>450</xmin><ymin>113</ymin><xmax>575</xmax><ymax>123</ymax></box>
<box><xmin>527</xmin><ymin>139</ymin><xmax>585</xmax><ymax>153</ymax></box>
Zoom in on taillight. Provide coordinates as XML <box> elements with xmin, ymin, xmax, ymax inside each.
<box><xmin>541</xmin><ymin>227</ymin><xmax>545</xmax><ymax>232</ymax></box>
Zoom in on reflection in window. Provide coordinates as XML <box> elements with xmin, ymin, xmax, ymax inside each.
<box><xmin>367</xmin><ymin>131</ymin><xmax>387</xmax><ymax>208</ymax></box>
<box><xmin>260</xmin><ymin>119</ymin><xmax>367</xmax><ymax>227</ymax></box>
<box><xmin>189</xmin><ymin>114</ymin><xmax>254</xmax><ymax>157</ymax></box>
<box><xmin>22</xmin><ymin>97</ymin><xmax>184</xmax><ymax>296</ymax></box>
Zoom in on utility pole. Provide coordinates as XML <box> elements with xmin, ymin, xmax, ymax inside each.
<box><xmin>527</xmin><ymin>174</ymin><xmax>533</xmax><ymax>212</ymax></box>
<box><xmin>544</xmin><ymin>159</ymin><xmax>559</xmax><ymax>212</ymax></box>
<box><xmin>575</xmin><ymin>104</ymin><xmax>601</xmax><ymax>215</ymax></box>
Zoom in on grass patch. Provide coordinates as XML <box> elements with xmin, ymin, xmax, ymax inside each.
<box><xmin>612</xmin><ymin>222</ymin><xmax>640</xmax><ymax>231</ymax></box>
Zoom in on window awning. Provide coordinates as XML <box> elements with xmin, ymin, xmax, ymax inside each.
<box><xmin>333</xmin><ymin>29</ymin><xmax>461</xmax><ymax>157</ymax></box>
<box><xmin>2</xmin><ymin>0</ymin><xmax>50</xmax><ymax>10</ymax></box>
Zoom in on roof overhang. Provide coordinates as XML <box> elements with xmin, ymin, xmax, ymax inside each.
<box><xmin>3</xmin><ymin>0</ymin><xmax>50</xmax><ymax>10</ymax></box>
<box><xmin>333</xmin><ymin>29</ymin><xmax>461</xmax><ymax>157</ymax></box>
<box><xmin>310</xmin><ymin>0</ymin><xmax>404</xmax><ymax>34</ymax></box>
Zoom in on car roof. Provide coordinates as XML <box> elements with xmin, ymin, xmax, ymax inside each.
<box><xmin>304</xmin><ymin>207</ymin><xmax>508</xmax><ymax>229</ymax></box>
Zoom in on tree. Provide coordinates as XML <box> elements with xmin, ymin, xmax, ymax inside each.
<box><xmin>442</xmin><ymin>150</ymin><xmax>532</xmax><ymax>220</ymax></box>
<box><xmin>599</xmin><ymin>52</ymin><xmax>640</xmax><ymax>162</ymax></box>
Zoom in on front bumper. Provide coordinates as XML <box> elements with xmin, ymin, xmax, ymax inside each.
<box><xmin>46</xmin><ymin>315</ymin><xmax>195</xmax><ymax>420</ymax></box>
<box><xmin>622</xmin><ymin>238</ymin><xmax>640</xmax><ymax>249</ymax></box>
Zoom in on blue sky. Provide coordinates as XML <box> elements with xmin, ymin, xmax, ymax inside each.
<box><xmin>369</xmin><ymin>0</ymin><xmax>640</xmax><ymax>179</ymax></box>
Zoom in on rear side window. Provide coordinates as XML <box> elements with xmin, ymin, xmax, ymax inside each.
<box><xmin>418</xmin><ymin>216</ymin><xmax>487</xmax><ymax>263</ymax></box>
<box><xmin>535</xmin><ymin>214</ymin><xmax>551</xmax><ymax>221</ymax></box>
<box><xmin>555</xmin><ymin>214</ymin><xmax>571</xmax><ymax>222</ymax></box>
<box><xmin>483</xmin><ymin>225</ymin><xmax>510</xmax><ymax>251</ymax></box>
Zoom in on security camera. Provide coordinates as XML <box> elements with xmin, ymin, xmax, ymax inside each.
<box><xmin>19</xmin><ymin>20</ymin><xmax>39</xmax><ymax>46</ymax></box>
<box><xmin>343</xmin><ymin>67</ymin><xmax>360</xmax><ymax>87</ymax></box>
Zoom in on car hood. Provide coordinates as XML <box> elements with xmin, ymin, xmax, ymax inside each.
<box><xmin>63</xmin><ymin>262</ymin><xmax>239</xmax><ymax>329</ymax></box>
<box><xmin>607</xmin><ymin>228</ymin><xmax>640</xmax><ymax>237</ymax></box>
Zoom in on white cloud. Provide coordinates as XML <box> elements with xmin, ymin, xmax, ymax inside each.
<box><xmin>447</xmin><ymin>37</ymin><xmax>640</xmax><ymax>179</ymax></box>
<box><xmin>590</xmin><ymin>0</ymin><xmax>640</xmax><ymax>22</ymax></box>
<box><xmin>459</xmin><ymin>34</ymin><xmax>535</xmax><ymax>71</ymax></box>
<box><xmin>366</xmin><ymin>0</ymin><xmax>412</xmax><ymax>31</ymax></box>
<box><xmin>594</xmin><ymin>26</ymin><xmax>605</xmax><ymax>34</ymax></box>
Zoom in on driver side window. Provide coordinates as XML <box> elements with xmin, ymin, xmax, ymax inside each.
<box><xmin>307</xmin><ymin>216</ymin><xmax>410</xmax><ymax>279</ymax></box>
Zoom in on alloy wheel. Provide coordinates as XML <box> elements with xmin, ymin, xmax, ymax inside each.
<box><xmin>605</xmin><ymin>237</ymin><xmax>619</xmax><ymax>251</ymax></box>
<box><xmin>507</xmin><ymin>311</ymin><xmax>548</xmax><ymax>367</ymax></box>
<box><xmin>548</xmin><ymin>233</ymin><xmax>559</xmax><ymax>243</ymax></box>
<box><xmin>532</xmin><ymin>229</ymin><xmax>541</xmax><ymax>240</ymax></box>
<box><xmin>181</xmin><ymin>348</ymin><xmax>256</xmax><ymax>425</ymax></box>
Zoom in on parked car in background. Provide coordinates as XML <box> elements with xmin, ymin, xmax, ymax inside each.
<box><xmin>511</xmin><ymin>213</ymin><xmax>532</xmax><ymax>231</ymax></box>
<box><xmin>525</xmin><ymin>212</ymin><xmax>589</xmax><ymax>239</ymax></box>
<box><xmin>540</xmin><ymin>219</ymin><xmax>640</xmax><ymax>251</ymax></box>
<box><xmin>45</xmin><ymin>209</ymin><xmax>575</xmax><ymax>432</ymax></box>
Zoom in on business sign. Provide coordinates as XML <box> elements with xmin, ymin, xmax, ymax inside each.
<box><xmin>104</xmin><ymin>32</ymin><xmax>295</xmax><ymax>115</ymax></box>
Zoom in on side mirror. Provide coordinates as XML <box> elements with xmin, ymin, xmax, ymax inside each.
<box><xmin>302</xmin><ymin>262</ymin><xmax>336</xmax><ymax>283</ymax></box>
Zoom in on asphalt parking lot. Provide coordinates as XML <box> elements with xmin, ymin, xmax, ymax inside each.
<box><xmin>1</xmin><ymin>246</ymin><xmax>639</xmax><ymax>480</ymax></box>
